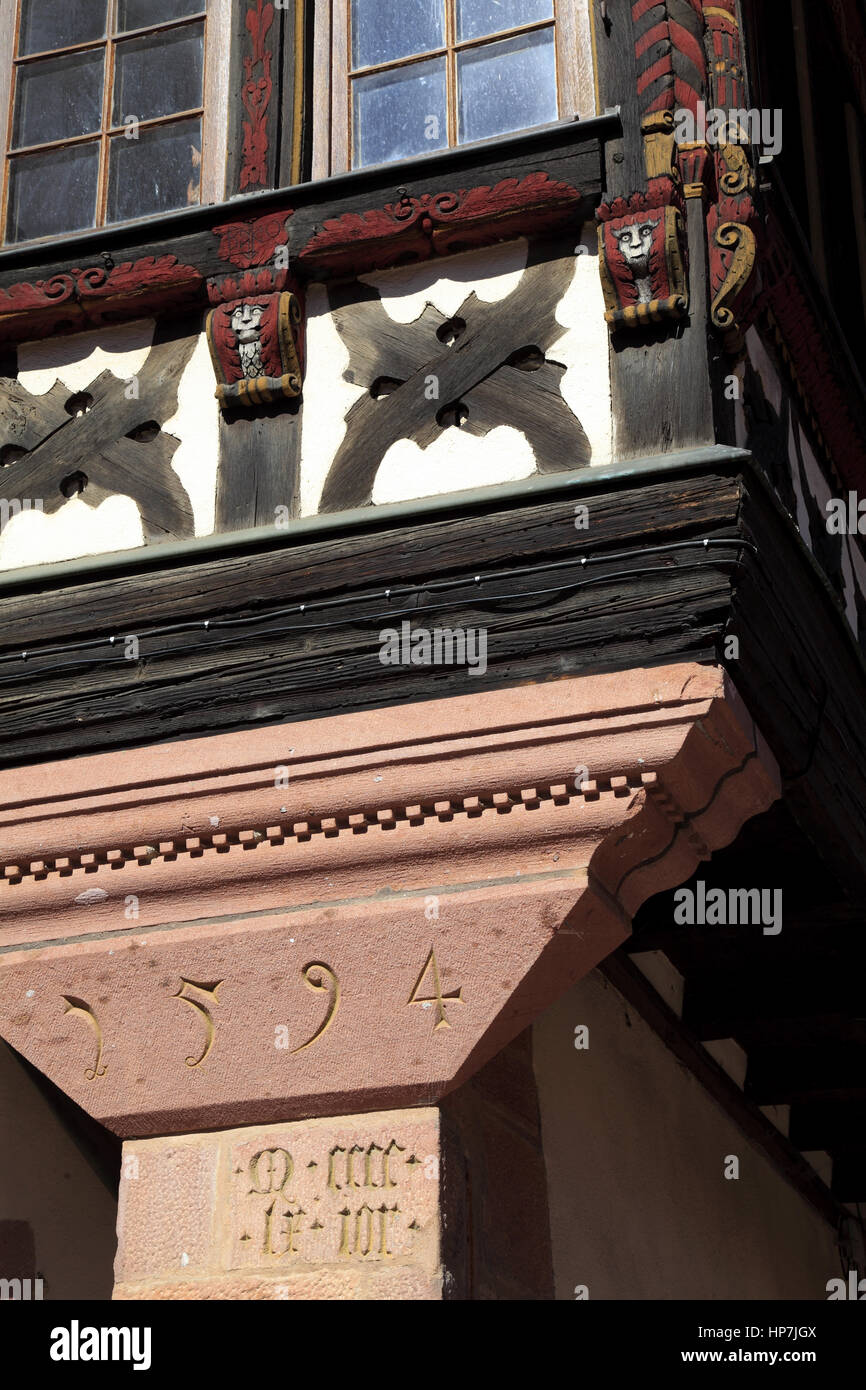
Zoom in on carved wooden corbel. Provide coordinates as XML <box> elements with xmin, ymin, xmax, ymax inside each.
<box><xmin>206</xmin><ymin>210</ymin><xmax>303</xmax><ymax>409</ymax></box>
<box><xmin>206</xmin><ymin>288</ymin><xmax>303</xmax><ymax>409</ymax></box>
<box><xmin>597</xmin><ymin>112</ymin><xmax>689</xmax><ymax>329</ymax></box>
<box><xmin>597</xmin><ymin>197</ymin><xmax>688</xmax><ymax>327</ymax></box>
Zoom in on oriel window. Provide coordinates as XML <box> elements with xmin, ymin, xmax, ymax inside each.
<box><xmin>0</xmin><ymin>0</ymin><xmax>227</xmax><ymax>244</ymax></box>
<box><xmin>314</xmin><ymin>0</ymin><xmax>593</xmax><ymax>176</ymax></box>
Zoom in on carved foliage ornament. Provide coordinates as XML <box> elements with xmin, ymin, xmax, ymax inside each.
<box><xmin>0</xmin><ymin>256</ymin><xmax>203</xmax><ymax>344</ymax></box>
<box><xmin>213</xmin><ymin>212</ymin><xmax>289</xmax><ymax>270</ymax></box>
<box><xmin>707</xmin><ymin>135</ymin><xmax>759</xmax><ymax>356</ymax></box>
<box><xmin>206</xmin><ymin>290</ymin><xmax>303</xmax><ymax>408</ymax></box>
<box><xmin>240</xmin><ymin>0</ymin><xmax>275</xmax><ymax>190</ymax></box>
<box><xmin>299</xmin><ymin>173</ymin><xmax>582</xmax><ymax>275</ymax></box>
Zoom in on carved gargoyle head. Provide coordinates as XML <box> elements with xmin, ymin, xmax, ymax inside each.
<box><xmin>613</xmin><ymin>220</ymin><xmax>656</xmax><ymax>281</ymax></box>
<box><xmin>230</xmin><ymin>302</ymin><xmax>266</xmax><ymax>344</ymax></box>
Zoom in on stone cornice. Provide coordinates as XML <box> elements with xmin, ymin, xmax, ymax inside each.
<box><xmin>0</xmin><ymin>663</ymin><xmax>778</xmax><ymax>1135</ymax></box>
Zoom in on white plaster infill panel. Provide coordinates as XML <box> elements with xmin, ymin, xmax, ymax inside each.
<box><xmin>363</xmin><ymin>238</ymin><xmax>528</xmax><ymax>323</ymax></box>
<box><xmin>17</xmin><ymin>319</ymin><xmax>155</xmax><ymax>397</ymax></box>
<box><xmin>162</xmin><ymin>327</ymin><xmax>219</xmax><ymax>538</ymax></box>
<box><xmin>300</xmin><ymin>283</ymin><xmax>366</xmax><ymax>518</ymax></box>
<box><xmin>1</xmin><ymin>318</ymin><xmax>219</xmax><ymax>571</ymax></box>
<box><xmin>299</xmin><ymin>231</ymin><xmax>612</xmax><ymax>516</ymax></box>
<box><xmin>0</xmin><ymin>496</ymin><xmax>144</xmax><ymax>570</ymax></box>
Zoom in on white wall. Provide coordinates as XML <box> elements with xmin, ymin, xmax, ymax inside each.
<box><xmin>534</xmin><ymin>969</ymin><xmax>840</xmax><ymax>1300</ymax></box>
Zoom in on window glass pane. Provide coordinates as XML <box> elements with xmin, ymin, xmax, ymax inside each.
<box><xmin>18</xmin><ymin>0</ymin><xmax>107</xmax><ymax>56</ymax></box>
<box><xmin>112</xmin><ymin>24</ymin><xmax>204</xmax><ymax>124</ymax></box>
<box><xmin>457</xmin><ymin>28</ymin><xmax>557</xmax><ymax>143</ymax></box>
<box><xmin>351</xmin><ymin>0</ymin><xmax>445</xmax><ymax>69</ymax></box>
<box><xmin>456</xmin><ymin>0</ymin><xmax>553</xmax><ymax>42</ymax></box>
<box><xmin>353</xmin><ymin>58</ymin><xmax>447</xmax><ymax>167</ymax></box>
<box><xmin>12</xmin><ymin>50</ymin><xmax>105</xmax><ymax>148</ymax></box>
<box><xmin>7</xmin><ymin>143</ymin><xmax>99</xmax><ymax>240</ymax></box>
<box><xmin>107</xmin><ymin>116</ymin><xmax>201</xmax><ymax>222</ymax></box>
<box><xmin>117</xmin><ymin>0</ymin><xmax>203</xmax><ymax>32</ymax></box>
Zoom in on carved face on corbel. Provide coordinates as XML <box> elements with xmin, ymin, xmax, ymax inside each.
<box><xmin>597</xmin><ymin>202</ymin><xmax>688</xmax><ymax>327</ymax></box>
<box><xmin>230</xmin><ymin>302</ymin><xmax>265</xmax><ymax>343</ymax></box>
<box><xmin>207</xmin><ymin>290</ymin><xmax>303</xmax><ymax>409</ymax></box>
<box><xmin>229</xmin><ymin>302</ymin><xmax>266</xmax><ymax>379</ymax></box>
<box><xmin>612</xmin><ymin>220</ymin><xmax>657</xmax><ymax>302</ymax></box>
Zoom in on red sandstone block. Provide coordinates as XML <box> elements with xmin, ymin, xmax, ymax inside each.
<box><xmin>114</xmin><ymin>1136</ymin><xmax>220</xmax><ymax>1285</ymax></box>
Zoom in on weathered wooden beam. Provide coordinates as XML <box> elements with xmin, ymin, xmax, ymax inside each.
<box><xmin>0</xmin><ymin>117</ymin><xmax>615</xmax><ymax>344</ymax></box>
<box><xmin>0</xmin><ymin>468</ymin><xmax>740</xmax><ymax>764</ymax></box>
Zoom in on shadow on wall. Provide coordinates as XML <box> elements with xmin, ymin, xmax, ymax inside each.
<box><xmin>533</xmin><ymin>970</ymin><xmax>839</xmax><ymax>1300</ymax></box>
<box><xmin>0</xmin><ymin>1041</ymin><xmax>119</xmax><ymax>1300</ymax></box>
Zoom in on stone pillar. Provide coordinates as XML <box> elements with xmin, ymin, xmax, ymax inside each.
<box><xmin>114</xmin><ymin>1109</ymin><xmax>445</xmax><ymax>1301</ymax></box>
<box><xmin>114</xmin><ymin>1031</ymin><xmax>554</xmax><ymax>1301</ymax></box>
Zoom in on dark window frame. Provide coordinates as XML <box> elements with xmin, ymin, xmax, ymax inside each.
<box><xmin>0</xmin><ymin>0</ymin><xmax>230</xmax><ymax>245</ymax></box>
<box><xmin>312</xmin><ymin>0</ymin><xmax>595</xmax><ymax>178</ymax></box>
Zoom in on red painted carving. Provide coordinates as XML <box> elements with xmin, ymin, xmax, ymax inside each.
<box><xmin>240</xmin><ymin>0</ymin><xmax>275</xmax><ymax>191</ymax></box>
<box><xmin>706</xmin><ymin>142</ymin><xmax>759</xmax><ymax>354</ymax></box>
<box><xmin>633</xmin><ymin>0</ymin><xmax>707</xmax><ymax>117</ymax></box>
<box><xmin>597</xmin><ymin>187</ymin><xmax>688</xmax><ymax>325</ymax></box>
<box><xmin>677</xmin><ymin>141</ymin><xmax>713</xmax><ymax>192</ymax></box>
<box><xmin>213</xmin><ymin>212</ymin><xmax>290</xmax><ymax>269</ymax></box>
<box><xmin>0</xmin><ymin>255</ymin><xmax>203</xmax><ymax>344</ymax></box>
<box><xmin>206</xmin><ymin>289</ymin><xmax>303</xmax><ymax>409</ymax></box>
<box><xmin>755</xmin><ymin>212</ymin><xmax>866</xmax><ymax>492</ymax></box>
<box><xmin>630</xmin><ymin>3</ymin><xmax>753</xmax><ymax>121</ymax></box>
<box><xmin>208</xmin><ymin>267</ymin><xmax>286</xmax><ymax>306</ymax></box>
<box><xmin>298</xmin><ymin>173</ymin><xmax>582</xmax><ymax>274</ymax></box>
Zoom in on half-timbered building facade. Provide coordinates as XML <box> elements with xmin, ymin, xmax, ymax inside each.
<box><xmin>0</xmin><ymin>0</ymin><xmax>865</xmax><ymax>1302</ymax></box>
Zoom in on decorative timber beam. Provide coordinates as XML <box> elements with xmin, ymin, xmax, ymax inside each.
<box><xmin>0</xmin><ymin>118</ymin><xmax>612</xmax><ymax>348</ymax></box>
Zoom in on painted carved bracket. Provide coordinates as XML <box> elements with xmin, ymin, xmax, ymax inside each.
<box><xmin>598</xmin><ymin>196</ymin><xmax>688</xmax><ymax>326</ymax></box>
<box><xmin>206</xmin><ymin>212</ymin><xmax>303</xmax><ymax>408</ymax></box>
<box><xmin>700</xmin><ymin>2</ymin><xmax>758</xmax><ymax>355</ymax></box>
<box><xmin>206</xmin><ymin>289</ymin><xmax>303</xmax><ymax>409</ymax></box>
<box><xmin>597</xmin><ymin>114</ymin><xmax>689</xmax><ymax>329</ymax></box>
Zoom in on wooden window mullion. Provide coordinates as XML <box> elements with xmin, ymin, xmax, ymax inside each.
<box><xmin>445</xmin><ymin>0</ymin><xmax>457</xmax><ymax>150</ymax></box>
<box><xmin>97</xmin><ymin>0</ymin><xmax>117</xmax><ymax>227</ymax></box>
